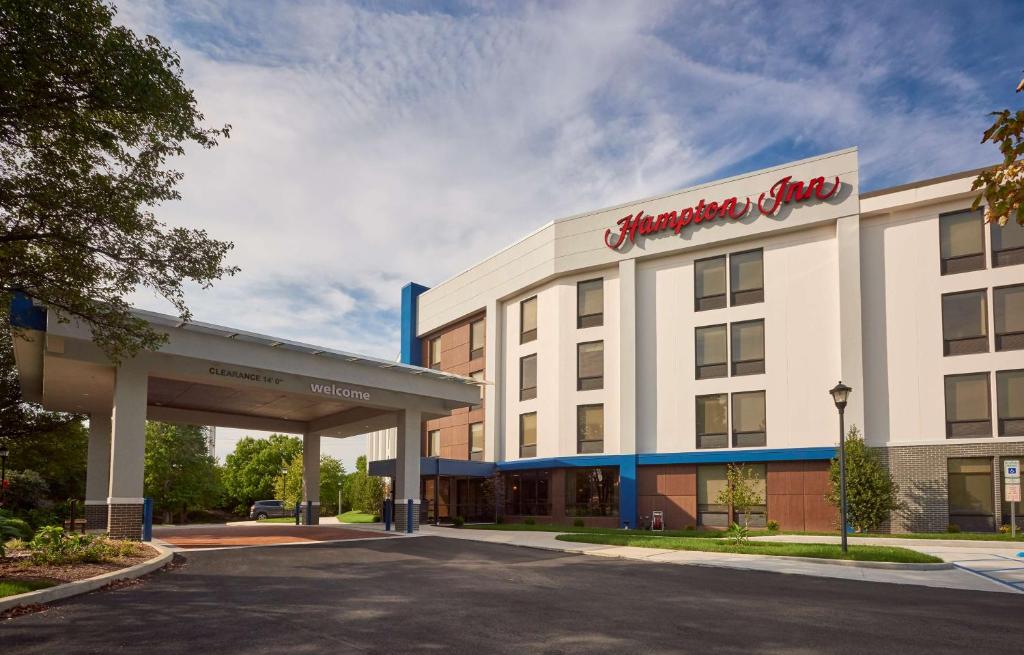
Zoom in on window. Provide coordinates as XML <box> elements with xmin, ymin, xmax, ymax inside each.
<box><xmin>696</xmin><ymin>394</ymin><xmax>728</xmax><ymax>449</ymax></box>
<box><xmin>577</xmin><ymin>279</ymin><xmax>604</xmax><ymax>328</ymax></box>
<box><xmin>695</xmin><ymin>325</ymin><xmax>727</xmax><ymax>379</ymax></box>
<box><xmin>698</xmin><ymin>465</ymin><xmax>729</xmax><ymax>527</ymax></box>
<box><xmin>469</xmin><ymin>370</ymin><xmax>484</xmax><ymax>411</ymax></box>
<box><xmin>694</xmin><ymin>256</ymin><xmax>726</xmax><ymax>311</ymax></box>
<box><xmin>994</xmin><ymin>284</ymin><xmax>1024</xmax><ymax>352</ymax></box>
<box><xmin>504</xmin><ymin>470</ymin><xmax>549</xmax><ymax>515</ymax></box>
<box><xmin>948</xmin><ymin>458</ymin><xmax>994</xmax><ymax>532</ymax></box>
<box><xmin>732</xmin><ymin>463</ymin><xmax>767</xmax><ymax>528</ymax></box>
<box><xmin>992</xmin><ymin>220</ymin><xmax>1024</xmax><ymax>268</ymax></box>
<box><xmin>576</xmin><ymin>404</ymin><xmax>604</xmax><ymax>454</ymax></box>
<box><xmin>428</xmin><ymin>337</ymin><xmax>441</xmax><ymax>370</ymax></box>
<box><xmin>577</xmin><ymin>341</ymin><xmax>604</xmax><ymax>390</ymax></box>
<box><xmin>470</xmin><ymin>319</ymin><xmax>485</xmax><ymax>360</ymax></box>
<box><xmin>945</xmin><ymin>373</ymin><xmax>991</xmax><ymax>438</ymax></box>
<box><xmin>730</xmin><ymin>249</ymin><xmax>764</xmax><ymax>306</ymax></box>
<box><xmin>941</xmin><ymin>290</ymin><xmax>988</xmax><ymax>355</ymax></box>
<box><xmin>427</xmin><ymin>429</ymin><xmax>440</xmax><ymax>457</ymax></box>
<box><xmin>565</xmin><ymin>467</ymin><xmax>619</xmax><ymax>517</ymax></box>
<box><xmin>997</xmin><ymin>370</ymin><xmax>1024</xmax><ymax>437</ymax></box>
<box><xmin>940</xmin><ymin>209</ymin><xmax>985</xmax><ymax>274</ymax></box>
<box><xmin>519</xmin><ymin>412</ymin><xmax>537</xmax><ymax>458</ymax></box>
<box><xmin>519</xmin><ymin>355</ymin><xmax>537</xmax><ymax>401</ymax></box>
<box><xmin>731</xmin><ymin>319</ymin><xmax>765</xmax><ymax>375</ymax></box>
<box><xmin>520</xmin><ymin>296</ymin><xmax>538</xmax><ymax>344</ymax></box>
<box><xmin>732</xmin><ymin>391</ymin><xmax>766</xmax><ymax>447</ymax></box>
<box><xmin>469</xmin><ymin>422</ymin><xmax>484</xmax><ymax>461</ymax></box>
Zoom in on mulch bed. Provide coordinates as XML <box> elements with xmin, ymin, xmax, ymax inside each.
<box><xmin>0</xmin><ymin>544</ymin><xmax>159</xmax><ymax>586</ymax></box>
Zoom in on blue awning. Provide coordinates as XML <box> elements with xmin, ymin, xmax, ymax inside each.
<box><xmin>368</xmin><ymin>457</ymin><xmax>496</xmax><ymax>478</ymax></box>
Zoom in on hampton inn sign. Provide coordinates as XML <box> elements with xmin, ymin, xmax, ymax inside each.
<box><xmin>603</xmin><ymin>174</ymin><xmax>842</xmax><ymax>250</ymax></box>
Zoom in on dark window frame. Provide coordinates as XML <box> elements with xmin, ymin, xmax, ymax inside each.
<box><xmin>520</xmin><ymin>296</ymin><xmax>538</xmax><ymax>344</ymax></box>
<box><xmin>695</xmin><ymin>324</ymin><xmax>728</xmax><ymax>380</ymax></box>
<box><xmin>519</xmin><ymin>412</ymin><xmax>537</xmax><ymax>458</ymax></box>
<box><xmin>944</xmin><ymin>372</ymin><xmax>993</xmax><ymax>439</ymax></box>
<box><xmin>996</xmin><ymin>369</ymin><xmax>1024</xmax><ymax>437</ymax></box>
<box><xmin>469</xmin><ymin>422</ymin><xmax>484</xmax><ymax>461</ymax></box>
<box><xmin>994</xmin><ymin>283</ymin><xmax>1024</xmax><ymax>352</ymax></box>
<box><xmin>731</xmin><ymin>319</ymin><xmax>766</xmax><ymax>376</ymax></box>
<box><xmin>577</xmin><ymin>278</ymin><xmax>604</xmax><ymax>329</ymax></box>
<box><xmin>576</xmin><ymin>340</ymin><xmax>604</xmax><ymax>391</ymax></box>
<box><xmin>694</xmin><ymin>255</ymin><xmax>727</xmax><ymax>311</ymax></box>
<box><xmin>696</xmin><ymin>393</ymin><xmax>728</xmax><ymax>449</ymax></box>
<box><xmin>576</xmin><ymin>403</ymin><xmax>604</xmax><ymax>454</ymax></box>
<box><xmin>519</xmin><ymin>354</ymin><xmax>537</xmax><ymax>401</ymax></box>
<box><xmin>941</xmin><ymin>289</ymin><xmax>989</xmax><ymax>356</ymax></box>
<box><xmin>940</xmin><ymin>208</ymin><xmax>986</xmax><ymax>275</ymax></box>
<box><xmin>731</xmin><ymin>390</ymin><xmax>767</xmax><ymax>448</ymax></box>
<box><xmin>947</xmin><ymin>457</ymin><xmax>995</xmax><ymax>526</ymax></box>
<box><xmin>428</xmin><ymin>336</ymin><xmax>441</xmax><ymax>370</ymax></box>
<box><xmin>729</xmin><ymin>248</ymin><xmax>765</xmax><ymax>306</ymax></box>
<box><xmin>992</xmin><ymin>220</ymin><xmax>1024</xmax><ymax>268</ymax></box>
<box><xmin>503</xmin><ymin>470</ymin><xmax>550</xmax><ymax>516</ymax></box>
<box><xmin>469</xmin><ymin>318</ymin><xmax>485</xmax><ymax>360</ymax></box>
<box><xmin>565</xmin><ymin>467</ymin><xmax>620</xmax><ymax>517</ymax></box>
<box><xmin>427</xmin><ymin>429</ymin><xmax>441</xmax><ymax>457</ymax></box>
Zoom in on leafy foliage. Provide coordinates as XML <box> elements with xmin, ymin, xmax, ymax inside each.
<box><xmin>725</xmin><ymin>522</ymin><xmax>750</xmax><ymax>546</ymax></box>
<box><xmin>26</xmin><ymin>525</ymin><xmax>139</xmax><ymax>565</ymax></box>
<box><xmin>0</xmin><ymin>513</ymin><xmax>32</xmax><ymax>557</ymax></box>
<box><xmin>342</xmin><ymin>455</ymin><xmax>384</xmax><ymax>516</ymax></box>
<box><xmin>972</xmin><ymin>71</ymin><xmax>1024</xmax><ymax>227</ymax></box>
<box><xmin>716</xmin><ymin>463</ymin><xmax>765</xmax><ymax>528</ymax></box>
<box><xmin>1</xmin><ymin>468</ymin><xmax>49</xmax><ymax>513</ymax></box>
<box><xmin>1</xmin><ymin>416</ymin><xmax>87</xmax><ymax>502</ymax></box>
<box><xmin>0</xmin><ymin>0</ymin><xmax>236</xmax><ymax>364</ymax></box>
<box><xmin>827</xmin><ymin>426</ymin><xmax>905</xmax><ymax>532</ymax></box>
<box><xmin>222</xmin><ymin>435</ymin><xmax>302</xmax><ymax>512</ymax></box>
<box><xmin>144</xmin><ymin>422</ymin><xmax>222</xmax><ymax>524</ymax></box>
<box><xmin>273</xmin><ymin>453</ymin><xmax>346</xmax><ymax>515</ymax></box>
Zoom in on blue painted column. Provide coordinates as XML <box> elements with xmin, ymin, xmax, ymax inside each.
<box><xmin>400</xmin><ymin>282</ymin><xmax>429</xmax><ymax>366</ymax></box>
<box><xmin>142</xmin><ymin>497</ymin><xmax>153</xmax><ymax>541</ymax></box>
<box><xmin>620</xmin><ymin>456</ymin><xmax>638</xmax><ymax>530</ymax></box>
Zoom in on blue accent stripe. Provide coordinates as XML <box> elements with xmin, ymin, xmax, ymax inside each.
<box><xmin>496</xmin><ymin>454</ymin><xmax>631</xmax><ymax>471</ymax></box>
<box><xmin>638</xmin><ymin>446</ymin><xmax>837</xmax><ymax>465</ymax></box>
<box><xmin>9</xmin><ymin>291</ymin><xmax>46</xmax><ymax>331</ymax></box>
<box><xmin>619</xmin><ymin>455</ymin><xmax>638</xmax><ymax>530</ymax></box>
<box><xmin>400</xmin><ymin>282</ymin><xmax>429</xmax><ymax>366</ymax></box>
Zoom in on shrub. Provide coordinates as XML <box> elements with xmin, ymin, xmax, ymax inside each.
<box><xmin>767</xmin><ymin>520</ymin><xmax>780</xmax><ymax>532</ymax></box>
<box><xmin>573</xmin><ymin>518</ymin><xmax>585</xmax><ymax>528</ymax></box>
<box><xmin>1</xmin><ymin>516</ymin><xmax>34</xmax><ymax>557</ymax></box>
<box><xmin>684</xmin><ymin>524</ymin><xmax>695</xmax><ymax>531</ymax></box>
<box><xmin>947</xmin><ymin>523</ymin><xmax>961</xmax><ymax>533</ymax></box>
<box><xmin>524</xmin><ymin>517</ymin><xmax>535</xmax><ymax>525</ymax></box>
<box><xmin>827</xmin><ymin>426</ymin><xmax>905</xmax><ymax>532</ymax></box>
<box><xmin>725</xmin><ymin>522</ymin><xmax>750</xmax><ymax>546</ymax></box>
<box><xmin>716</xmin><ymin>464</ymin><xmax>765</xmax><ymax>528</ymax></box>
<box><xmin>27</xmin><ymin>526</ymin><xmax>141</xmax><ymax>565</ymax></box>
<box><xmin>453</xmin><ymin>516</ymin><xmax>465</xmax><ymax>528</ymax></box>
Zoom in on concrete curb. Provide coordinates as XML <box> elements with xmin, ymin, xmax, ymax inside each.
<box><xmin>0</xmin><ymin>543</ymin><xmax>174</xmax><ymax>613</ymax></box>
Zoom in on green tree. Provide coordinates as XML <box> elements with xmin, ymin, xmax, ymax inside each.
<box><xmin>2</xmin><ymin>468</ymin><xmax>49</xmax><ymax>513</ymax></box>
<box><xmin>221</xmin><ymin>434</ymin><xmax>301</xmax><ymax>512</ymax></box>
<box><xmin>0</xmin><ymin>0</ymin><xmax>236</xmax><ymax>369</ymax></box>
<box><xmin>972</xmin><ymin>70</ymin><xmax>1024</xmax><ymax>227</ymax></box>
<box><xmin>716</xmin><ymin>463</ymin><xmax>765</xmax><ymax>529</ymax></box>
<box><xmin>827</xmin><ymin>426</ymin><xmax>904</xmax><ymax>533</ymax></box>
<box><xmin>273</xmin><ymin>454</ymin><xmax>346</xmax><ymax>515</ymax></box>
<box><xmin>144</xmin><ymin>422</ymin><xmax>221</xmax><ymax>524</ymax></box>
<box><xmin>2</xmin><ymin>417</ymin><xmax>87</xmax><ymax>502</ymax></box>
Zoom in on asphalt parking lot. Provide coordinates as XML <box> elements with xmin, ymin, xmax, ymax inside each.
<box><xmin>2</xmin><ymin>536</ymin><xmax>1021</xmax><ymax>654</ymax></box>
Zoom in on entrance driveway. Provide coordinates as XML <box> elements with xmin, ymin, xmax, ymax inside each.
<box><xmin>154</xmin><ymin>524</ymin><xmax>393</xmax><ymax>549</ymax></box>
<box><xmin>3</xmin><ymin>536</ymin><xmax>1021</xmax><ymax>653</ymax></box>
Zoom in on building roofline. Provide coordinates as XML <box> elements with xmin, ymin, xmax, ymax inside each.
<box><xmin>859</xmin><ymin>166</ymin><xmax>993</xmax><ymax>200</ymax></box>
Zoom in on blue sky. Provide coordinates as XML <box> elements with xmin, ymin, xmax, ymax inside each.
<box><xmin>117</xmin><ymin>0</ymin><xmax>1024</xmax><ymax>466</ymax></box>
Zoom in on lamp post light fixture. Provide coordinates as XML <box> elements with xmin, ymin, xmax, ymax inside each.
<box><xmin>0</xmin><ymin>443</ymin><xmax>9</xmax><ymax>507</ymax></box>
<box><xmin>829</xmin><ymin>381</ymin><xmax>852</xmax><ymax>554</ymax></box>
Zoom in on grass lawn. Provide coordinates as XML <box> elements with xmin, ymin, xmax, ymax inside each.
<box><xmin>0</xmin><ymin>579</ymin><xmax>56</xmax><ymax>599</ymax></box>
<box><xmin>462</xmin><ymin>523</ymin><xmax>736</xmax><ymax>538</ymax></box>
<box><xmin>337</xmin><ymin>511</ymin><xmax>378</xmax><ymax>524</ymax></box>
<box><xmin>814</xmin><ymin>531</ymin><xmax>1024</xmax><ymax>542</ymax></box>
<box><xmin>556</xmin><ymin>533</ymin><xmax>943</xmax><ymax>564</ymax></box>
<box><xmin>258</xmin><ymin>517</ymin><xmax>298</xmax><ymax>524</ymax></box>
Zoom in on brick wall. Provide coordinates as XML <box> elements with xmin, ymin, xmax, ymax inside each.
<box><xmin>107</xmin><ymin>503</ymin><xmax>143</xmax><ymax>540</ymax></box>
<box><xmin>84</xmin><ymin>503</ymin><xmax>108</xmax><ymax>531</ymax></box>
<box><xmin>422</xmin><ymin>313</ymin><xmax>485</xmax><ymax>460</ymax></box>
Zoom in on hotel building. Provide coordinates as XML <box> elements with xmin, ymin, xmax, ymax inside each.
<box><xmin>368</xmin><ymin>148</ymin><xmax>1024</xmax><ymax>533</ymax></box>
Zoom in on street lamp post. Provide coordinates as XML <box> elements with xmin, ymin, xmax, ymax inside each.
<box><xmin>829</xmin><ymin>381</ymin><xmax>852</xmax><ymax>554</ymax></box>
<box><xmin>0</xmin><ymin>443</ymin><xmax>9</xmax><ymax>507</ymax></box>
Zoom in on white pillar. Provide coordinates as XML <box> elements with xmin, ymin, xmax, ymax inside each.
<box><xmin>394</xmin><ymin>408</ymin><xmax>421</xmax><ymax>532</ymax></box>
<box><xmin>302</xmin><ymin>433</ymin><xmax>321</xmax><ymax>524</ymax></box>
<box><xmin>836</xmin><ymin>215</ymin><xmax>865</xmax><ymax>433</ymax></box>
<box><xmin>483</xmin><ymin>298</ymin><xmax>503</xmax><ymax>463</ymax></box>
<box><xmin>84</xmin><ymin>412</ymin><xmax>111</xmax><ymax>530</ymax></box>
<box><xmin>107</xmin><ymin>359</ymin><xmax>148</xmax><ymax>539</ymax></box>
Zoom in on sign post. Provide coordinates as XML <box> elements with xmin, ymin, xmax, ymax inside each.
<box><xmin>1004</xmin><ymin>460</ymin><xmax>1020</xmax><ymax>539</ymax></box>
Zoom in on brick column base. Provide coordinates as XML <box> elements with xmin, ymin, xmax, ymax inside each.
<box><xmin>84</xmin><ymin>503</ymin><xmax>108</xmax><ymax>531</ymax></box>
<box><xmin>300</xmin><ymin>502</ymin><xmax>321</xmax><ymax>525</ymax></box>
<box><xmin>393</xmin><ymin>499</ymin><xmax>421</xmax><ymax>533</ymax></box>
<box><xmin>107</xmin><ymin>503</ymin><xmax>144</xmax><ymax>540</ymax></box>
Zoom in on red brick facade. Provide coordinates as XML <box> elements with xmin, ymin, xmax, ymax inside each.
<box><xmin>421</xmin><ymin>313</ymin><xmax>485</xmax><ymax>460</ymax></box>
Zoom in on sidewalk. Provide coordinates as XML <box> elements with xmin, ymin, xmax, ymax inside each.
<box><xmin>418</xmin><ymin>526</ymin><xmax>1021</xmax><ymax>594</ymax></box>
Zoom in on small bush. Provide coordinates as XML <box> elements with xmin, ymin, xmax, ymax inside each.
<box><xmin>684</xmin><ymin>524</ymin><xmax>695</xmax><ymax>531</ymax></box>
<box><xmin>725</xmin><ymin>522</ymin><xmax>750</xmax><ymax>546</ymax></box>
<box><xmin>947</xmin><ymin>523</ymin><xmax>961</xmax><ymax>533</ymax></box>
<box><xmin>453</xmin><ymin>516</ymin><xmax>465</xmax><ymax>528</ymax></box>
<box><xmin>573</xmin><ymin>518</ymin><xmax>585</xmax><ymax>528</ymax></box>
<box><xmin>27</xmin><ymin>526</ymin><xmax>141</xmax><ymax>565</ymax></box>
<box><xmin>767</xmin><ymin>520</ymin><xmax>780</xmax><ymax>532</ymax></box>
<box><xmin>524</xmin><ymin>517</ymin><xmax>535</xmax><ymax>525</ymax></box>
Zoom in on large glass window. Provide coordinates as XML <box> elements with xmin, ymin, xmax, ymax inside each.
<box><xmin>997</xmin><ymin>369</ymin><xmax>1024</xmax><ymax>437</ymax></box>
<box><xmin>694</xmin><ymin>256</ymin><xmax>726</xmax><ymax>311</ymax></box>
<box><xmin>470</xmin><ymin>319</ymin><xmax>485</xmax><ymax>359</ymax></box>
<box><xmin>698</xmin><ymin>465</ymin><xmax>729</xmax><ymax>527</ymax></box>
<box><xmin>519</xmin><ymin>412</ymin><xmax>537</xmax><ymax>458</ymax></box>
<box><xmin>730</xmin><ymin>249</ymin><xmax>764</xmax><ymax>306</ymax></box>
<box><xmin>695</xmin><ymin>324</ymin><xmax>727</xmax><ymax>379</ymax></box>
<box><xmin>504</xmin><ymin>470</ymin><xmax>550</xmax><ymax>516</ymax></box>
<box><xmin>696</xmin><ymin>394</ymin><xmax>728</xmax><ymax>449</ymax></box>
<box><xmin>994</xmin><ymin>284</ymin><xmax>1024</xmax><ymax>352</ymax></box>
<box><xmin>731</xmin><ymin>319</ymin><xmax>765</xmax><ymax>375</ymax></box>
<box><xmin>940</xmin><ymin>209</ymin><xmax>985</xmax><ymax>275</ymax></box>
<box><xmin>577</xmin><ymin>404</ymin><xmax>604</xmax><ymax>454</ymax></box>
<box><xmin>519</xmin><ymin>355</ymin><xmax>537</xmax><ymax>401</ymax></box>
<box><xmin>428</xmin><ymin>337</ymin><xmax>441</xmax><ymax>370</ymax></box>
<box><xmin>520</xmin><ymin>296</ymin><xmax>538</xmax><ymax>344</ymax></box>
<box><xmin>577</xmin><ymin>279</ymin><xmax>604</xmax><ymax>328</ymax></box>
<box><xmin>470</xmin><ymin>422</ymin><xmax>484</xmax><ymax>461</ymax></box>
<box><xmin>992</xmin><ymin>219</ymin><xmax>1024</xmax><ymax>268</ymax></box>
<box><xmin>733</xmin><ymin>463</ymin><xmax>767</xmax><ymax>528</ymax></box>
<box><xmin>565</xmin><ymin>467</ymin><xmax>619</xmax><ymax>517</ymax></box>
<box><xmin>427</xmin><ymin>429</ymin><xmax>440</xmax><ymax>457</ymax></box>
<box><xmin>945</xmin><ymin>373</ymin><xmax>991</xmax><ymax>438</ymax></box>
<box><xmin>577</xmin><ymin>341</ymin><xmax>604</xmax><ymax>390</ymax></box>
<box><xmin>948</xmin><ymin>458</ymin><xmax>994</xmax><ymax>531</ymax></box>
<box><xmin>469</xmin><ymin>370</ymin><xmax>484</xmax><ymax>411</ymax></box>
<box><xmin>732</xmin><ymin>391</ymin><xmax>767</xmax><ymax>447</ymax></box>
<box><xmin>941</xmin><ymin>290</ymin><xmax>988</xmax><ymax>355</ymax></box>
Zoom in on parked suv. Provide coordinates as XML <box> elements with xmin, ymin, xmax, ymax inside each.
<box><xmin>249</xmin><ymin>499</ymin><xmax>290</xmax><ymax>520</ymax></box>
